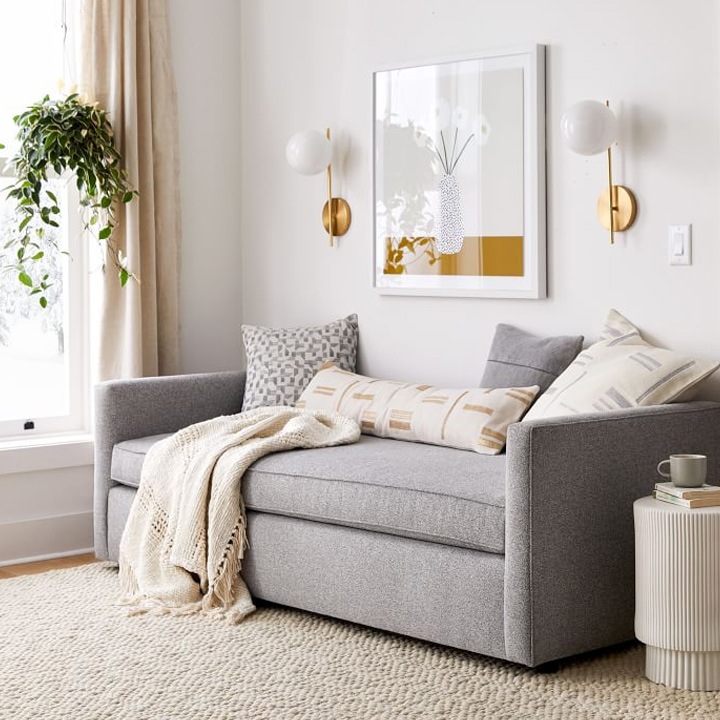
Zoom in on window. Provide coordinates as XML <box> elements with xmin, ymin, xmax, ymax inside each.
<box><xmin>0</xmin><ymin>1</ymin><xmax>89</xmax><ymax>440</ymax></box>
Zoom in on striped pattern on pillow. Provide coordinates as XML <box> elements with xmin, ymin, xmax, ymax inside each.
<box><xmin>296</xmin><ymin>364</ymin><xmax>538</xmax><ymax>455</ymax></box>
<box><xmin>524</xmin><ymin>309</ymin><xmax>719</xmax><ymax>421</ymax></box>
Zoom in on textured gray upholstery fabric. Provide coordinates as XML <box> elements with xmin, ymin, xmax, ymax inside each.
<box><xmin>94</xmin><ymin>371</ymin><xmax>246</xmax><ymax>559</ymax></box>
<box><xmin>110</xmin><ymin>434</ymin><xmax>507</xmax><ymax>553</ymax></box>
<box><xmin>107</xmin><ymin>494</ymin><xmax>506</xmax><ymax>658</ymax></box>
<box><xmin>246</xmin><ymin>437</ymin><xmax>505</xmax><ymax>552</ymax></box>
<box><xmin>480</xmin><ymin>324</ymin><xmax>583</xmax><ymax>393</ymax></box>
<box><xmin>107</xmin><ymin>485</ymin><xmax>137</xmax><ymax>560</ymax></box>
<box><xmin>504</xmin><ymin>401</ymin><xmax>720</xmax><ymax>667</ymax></box>
<box><xmin>242</xmin><ymin>512</ymin><xmax>506</xmax><ymax>659</ymax></box>
<box><xmin>110</xmin><ymin>434</ymin><xmax>171</xmax><ymax>488</ymax></box>
<box><xmin>96</xmin><ymin>371</ymin><xmax>720</xmax><ymax>667</ymax></box>
<box><xmin>242</xmin><ymin>314</ymin><xmax>358</xmax><ymax>410</ymax></box>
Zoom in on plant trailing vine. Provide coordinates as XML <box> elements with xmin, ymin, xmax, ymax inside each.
<box><xmin>1</xmin><ymin>93</ymin><xmax>138</xmax><ymax>307</ymax></box>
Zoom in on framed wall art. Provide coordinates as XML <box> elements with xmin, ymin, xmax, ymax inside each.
<box><xmin>373</xmin><ymin>45</ymin><xmax>546</xmax><ymax>298</ymax></box>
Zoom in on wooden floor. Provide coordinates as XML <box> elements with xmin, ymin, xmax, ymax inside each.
<box><xmin>0</xmin><ymin>553</ymin><xmax>97</xmax><ymax>579</ymax></box>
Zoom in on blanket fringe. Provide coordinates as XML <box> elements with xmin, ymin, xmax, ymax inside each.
<box><xmin>203</xmin><ymin>508</ymin><xmax>247</xmax><ymax>612</ymax></box>
<box><xmin>118</xmin><ymin>551</ymin><xmax>139</xmax><ymax>600</ymax></box>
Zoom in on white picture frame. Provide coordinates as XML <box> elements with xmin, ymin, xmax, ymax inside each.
<box><xmin>373</xmin><ymin>45</ymin><xmax>546</xmax><ymax>299</ymax></box>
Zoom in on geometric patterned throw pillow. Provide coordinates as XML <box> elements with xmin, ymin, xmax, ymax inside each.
<box><xmin>523</xmin><ymin>309</ymin><xmax>720</xmax><ymax>421</ymax></box>
<box><xmin>296</xmin><ymin>364</ymin><xmax>539</xmax><ymax>455</ymax></box>
<box><xmin>241</xmin><ymin>314</ymin><xmax>359</xmax><ymax>410</ymax></box>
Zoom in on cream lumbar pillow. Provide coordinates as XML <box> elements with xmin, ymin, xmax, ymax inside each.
<box><xmin>524</xmin><ymin>309</ymin><xmax>720</xmax><ymax>421</ymax></box>
<box><xmin>296</xmin><ymin>364</ymin><xmax>539</xmax><ymax>455</ymax></box>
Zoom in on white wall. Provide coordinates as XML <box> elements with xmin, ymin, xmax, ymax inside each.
<box><xmin>0</xmin><ymin>441</ymin><xmax>93</xmax><ymax>566</ymax></box>
<box><xmin>173</xmin><ymin>0</ymin><xmax>244</xmax><ymax>373</ymax></box>
<box><xmin>239</xmin><ymin>0</ymin><xmax>720</xmax><ymax>398</ymax></box>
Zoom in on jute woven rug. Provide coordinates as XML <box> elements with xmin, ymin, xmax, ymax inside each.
<box><xmin>1</xmin><ymin>564</ymin><xmax>718</xmax><ymax>719</ymax></box>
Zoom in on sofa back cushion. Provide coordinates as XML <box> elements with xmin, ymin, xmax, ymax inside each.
<box><xmin>297</xmin><ymin>365</ymin><xmax>538</xmax><ymax>455</ymax></box>
<box><xmin>480</xmin><ymin>323</ymin><xmax>583</xmax><ymax>393</ymax></box>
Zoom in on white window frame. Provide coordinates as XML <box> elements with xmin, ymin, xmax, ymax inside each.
<box><xmin>0</xmin><ymin>168</ymin><xmax>90</xmax><ymax>441</ymax></box>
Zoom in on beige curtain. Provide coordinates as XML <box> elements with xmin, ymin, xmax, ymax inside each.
<box><xmin>71</xmin><ymin>0</ymin><xmax>180</xmax><ymax>379</ymax></box>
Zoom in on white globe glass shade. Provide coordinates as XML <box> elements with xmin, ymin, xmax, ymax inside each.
<box><xmin>286</xmin><ymin>130</ymin><xmax>332</xmax><ymax>175</ymax></box>
<box><xmin>560</xmin><ymin>100</ymin><xmax>618</xmax><ymax>156</ymax></box>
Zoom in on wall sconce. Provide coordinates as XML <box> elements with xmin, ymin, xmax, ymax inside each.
<box><xmin>286</xmin><ymin>128</ymin><xmax>351</xmax><ymax>247</ymax></box>
<box><xmin>560</xmin><ymin>100</ymin><xmax>637</xmax><ymax>244</ymax></box>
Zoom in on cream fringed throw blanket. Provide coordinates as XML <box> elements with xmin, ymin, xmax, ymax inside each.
<box><xmin>119</xmin><ymin>407</ymin><xmax>360</xmax><ymax>622</ymax></box>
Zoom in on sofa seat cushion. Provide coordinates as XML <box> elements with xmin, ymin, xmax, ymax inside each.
<box><xmin>111</xmin><ymin>434</ymin><xmax>172</xmax><ymax>488</ymax></box>
<box><xmin>110</xmin><ymin>434</ymin><xmax>507</xmax><ymax>553</ymax></box>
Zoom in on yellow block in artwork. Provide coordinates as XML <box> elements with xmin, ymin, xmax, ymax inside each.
<box><xmin>383</xmin><ymin>236</ymin><xmax>524</xmax><ymax>277</ymax></box>
<box><xmin>479</xmin><ymin>236</ymin><xmax>524</xmax><ymax>277</ymax></box>
<box><xmin>439</xmin><ymin>237</ymin><xmax>524</xmax><ymax>277</ymax></box>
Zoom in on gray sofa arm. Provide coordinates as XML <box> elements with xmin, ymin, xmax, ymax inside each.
<box><xmin>94</xmin><ymin>371</ymin><xmax>246</xmax><ymax>559</ymax></box>
<box><xmin>503</xmin><ymin>401</ymin><xmax>720</xmax><ymax>667</ymax></box>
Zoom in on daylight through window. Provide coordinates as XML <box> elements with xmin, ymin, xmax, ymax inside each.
<box><xmin>0</xmin><ymin>0</ymin><xmax>89</xmax><ymax>439</ymax></box>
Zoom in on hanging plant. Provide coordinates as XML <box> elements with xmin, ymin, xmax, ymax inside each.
<box><xmin>1</xmin><ymin>93</ymin><xmax>138</xmax><ymax>307</ymax></box>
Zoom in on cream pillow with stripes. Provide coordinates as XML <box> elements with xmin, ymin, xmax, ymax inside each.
<box><xmin>296</xmin><ymin>365</ymin><xmax>539</xmax><ymax>455</ymax></box>
<box><xmin>524</xmin><ymin>309</ymin><xmax>720</xmax><ymax>421</ymax></box>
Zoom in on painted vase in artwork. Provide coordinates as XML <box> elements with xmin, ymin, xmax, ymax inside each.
<box><xmin>436</xmin><ymin>172</ymin><xmax>464</xmax><ymax>255</ymax></box>
<box><xmin>432</xmin><ymin>128</ymin><xmax>474</xmax><ymax>256</ymax></box>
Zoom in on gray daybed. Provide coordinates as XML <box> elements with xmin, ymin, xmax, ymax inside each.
<box><xmin>94</xmin><ymin>370</ymin><xmax>720</xmax><ymax>667</ymax></box>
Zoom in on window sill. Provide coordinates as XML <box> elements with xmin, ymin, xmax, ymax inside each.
<box><xmin>0</xmin><ymin>433</ymin><xmax>94</xmax><ymax>476</ymax></box>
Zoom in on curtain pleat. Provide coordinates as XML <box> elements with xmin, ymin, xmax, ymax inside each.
<box><xmin>71</xmin><ymin>0</ymin><xmax>180</xmax><ymax>380</ymax></box>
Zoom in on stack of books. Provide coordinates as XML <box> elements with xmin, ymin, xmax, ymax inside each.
<box><xmin>653</xmin><ymin>482</ymin><xmax>720</xmax><ymax>508</ymax></box>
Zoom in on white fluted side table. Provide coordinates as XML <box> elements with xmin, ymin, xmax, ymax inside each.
<box><xmin>634</xmin><ymin>496</ymin><xmax>720</xmax><ymax>691</ymax></box>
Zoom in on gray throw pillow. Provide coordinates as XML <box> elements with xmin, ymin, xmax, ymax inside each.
<box><xmin>242</xmin><ymin>314</ymin><xmax>359</xmax><ymax>410</ymax></box>
<box><xmin>480</xmin><ymin>323</ymin><xmax>583</xmax><ymax>394</ymax></box>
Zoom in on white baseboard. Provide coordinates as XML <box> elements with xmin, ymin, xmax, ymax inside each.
<box><xmin>0</xmin><ymin>511</ymin><xmax>94</xmax><ymax>566</ymax></box>
<box><xmin>0</xmin><ymin>547</ymin><xmax>95</xmax><ymax>568</ymax></box>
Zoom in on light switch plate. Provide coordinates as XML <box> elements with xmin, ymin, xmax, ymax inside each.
<box><xmin>668</xmin><ymin>224</ymin><xmax>691</xmax><ymax>265</ymax></box>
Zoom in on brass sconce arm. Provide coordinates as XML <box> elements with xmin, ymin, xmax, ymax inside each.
<box><xmin>286</xmin><ymin>127</ymin><xmax>352</xmax><ymax>247</ymax></box>
<box><xmin>561</xmin><ymin>99</ymin><xmax>637</xmax><ymax>244</ymax></box>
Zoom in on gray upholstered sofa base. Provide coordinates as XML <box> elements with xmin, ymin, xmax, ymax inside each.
<box><xmin>95</xmin><ymin>371</ymin><xmax>720</xmax><ymax>667</ymax></box>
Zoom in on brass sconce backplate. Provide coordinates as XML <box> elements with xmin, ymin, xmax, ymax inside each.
<box><xmin>322</xmin><ymin>198</ymin><xmax>352</xmax><ymax>237</ymax></box>
<box><xmin>597</xmin><ymin>185</ymin><xmax>637</xmax><ymax>232</ymax></box>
